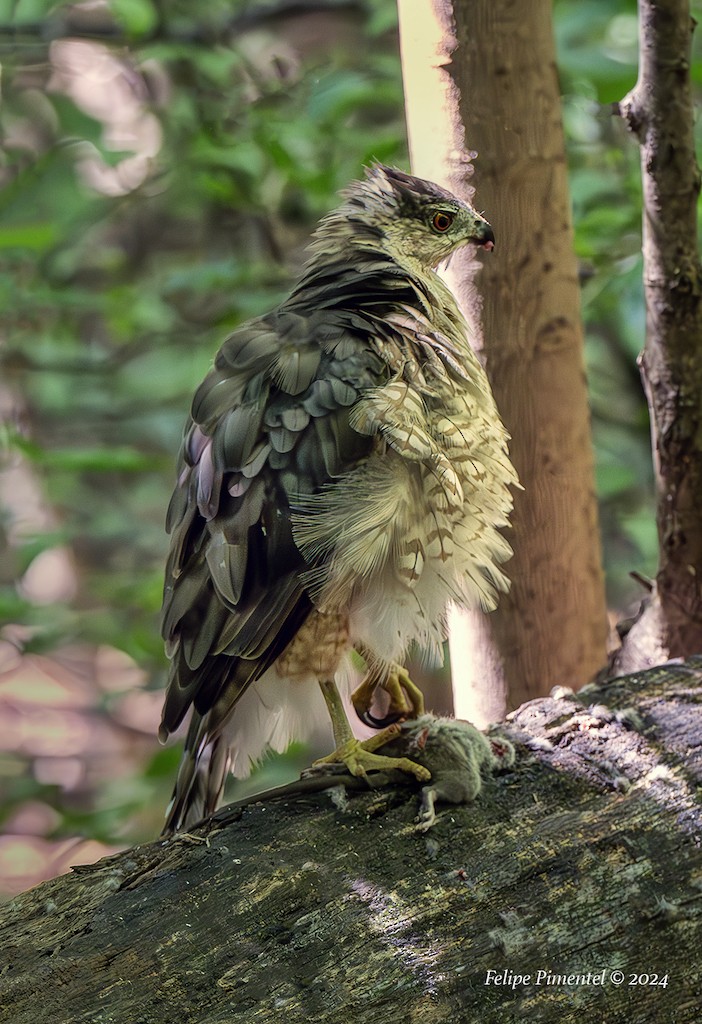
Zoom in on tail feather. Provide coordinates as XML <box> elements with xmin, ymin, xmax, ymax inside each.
<box><xmin>161</xmin><ymin>712</ymin><xmax>231</xmax><ymax>836</ymax></box>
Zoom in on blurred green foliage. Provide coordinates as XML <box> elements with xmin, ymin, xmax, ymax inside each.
<box><xmin>0</xmin><ymin>0</ymin><xmax>408</xmax><ymax>866</ymax></box>
<box><xmin>2</xmin><ymin>0</ymin><xmax>405</xmax><ymax>659</ymax></box>
<box><xmin>0</xmin><ymin>0</ymin><xmax>700</xmax><ymax>873</ymax></box>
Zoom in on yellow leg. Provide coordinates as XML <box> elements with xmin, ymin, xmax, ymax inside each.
<box><xmin>315</xmin><ymin>679</ymin><xmax>430</xmax><ymax>781</ymax></box>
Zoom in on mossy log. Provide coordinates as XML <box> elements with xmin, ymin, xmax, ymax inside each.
<box><xmin>2</xmin><ymin>660</ymin><xmax>702</xmax><ymax>1023</ymax></box>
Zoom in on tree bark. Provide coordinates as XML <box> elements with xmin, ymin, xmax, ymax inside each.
<box><xmin>614</xmin><ymin>0</ymin><xmax>702</xmax><ymax>672</ymax></box>
<box><xmin>397</xmin><ymin>0</ymin><xmax>608</xmax><ymax>724</ymax></box>
<box><xmin>2</xmin><ymin>659</ymin><xmax>702</xmax><ymax>1023</ymax></box>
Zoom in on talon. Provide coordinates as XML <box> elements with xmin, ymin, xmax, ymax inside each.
<box><xmin>316</xmin><ymin>677</ymin><xmax>429</xmax><ymax>784</ymax></box>
<box><xmin>314</xmin><ymin>733</ymin><xmax>430</xmax><ymax>782</ymax></box>
<box><xmin>351</xmin><ymin>658</ymin><xmax>425</xmax><ymax>728</ymax></box>
<box><xmin>357</xmin><ymin>707</ymin><xmax>405</xmax><ymax>729</ymax></box>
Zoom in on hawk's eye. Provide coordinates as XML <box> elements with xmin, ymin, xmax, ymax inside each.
<box><xmin>431</xmin><ymin>211</ymin><xmax>454</xmax><ymax>233</ymax></box>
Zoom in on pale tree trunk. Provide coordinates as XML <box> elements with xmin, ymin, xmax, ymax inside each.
<box><xmin>614</xmin><ymin>0</ymin><xmax>702</xmax><ymax>674</ymax></box>
<box><xmin>397</xmin><ymin>0</ymin><xmax>608</xmax><ymax>723</ymax></box>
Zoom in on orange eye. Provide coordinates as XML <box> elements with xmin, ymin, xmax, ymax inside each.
<box><xmin>432</xmin><ymin>211</ymin><xmax>454</xmax><ymax>233</ymax></box>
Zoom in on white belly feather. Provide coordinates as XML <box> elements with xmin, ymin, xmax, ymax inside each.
<box><xmin>294</xmin><ymin>385</ymin><xmax>517</xmax><ymax>666</ymax></box>
<box><xmin>230</xmin><ymin>381</ymin><xmax>517</xmax><ymax>777</ymax></box>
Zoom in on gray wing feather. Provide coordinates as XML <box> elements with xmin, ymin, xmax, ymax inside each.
<box><xmin>159</xmin><ymin>299</ymin><xmax>388</xmax><ymax>834</ymax></box>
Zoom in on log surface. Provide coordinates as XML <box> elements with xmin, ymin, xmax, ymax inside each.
<box><xmin>2</xmin><ymin>661</ymin><xmax>702</xmax><ymax>1023</ymax></box>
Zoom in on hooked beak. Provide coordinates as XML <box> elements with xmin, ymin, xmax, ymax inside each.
<box><xmin>473</xmin><ymin>221</ymin><xmax>495</xmax><ymax>251</ymax></box>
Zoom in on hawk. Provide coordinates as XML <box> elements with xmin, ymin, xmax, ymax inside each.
<box><xmin>159</xmin><ymin>165</ymin><xmax>517</xmax><ymax>834</ymax></box>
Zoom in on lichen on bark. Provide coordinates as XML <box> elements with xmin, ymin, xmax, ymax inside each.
<box><xmin>2</xmin><ymin>660</ymin><xmax>702</xmax><ymax>1023</ymax></box>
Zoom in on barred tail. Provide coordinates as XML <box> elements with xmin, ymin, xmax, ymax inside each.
<box><xmin>161</xmin><ymin>712</ymin><xmax>231</xmax><ymax>836</ymax></box>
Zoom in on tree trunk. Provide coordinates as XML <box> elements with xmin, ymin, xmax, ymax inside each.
<box><xmin>614</xmin><ymin>0</ymin><xmax>702</xmax><ymax>673</ymax></box>
<box><xmin>397</xmin><ymin>0</ymin><xmax>608</xmax><ymax>724</ymax></box>
<box><xmin>2</xmin><ymin>659</ymin><xmax>702</xmax><ymax>1023</ymax></box>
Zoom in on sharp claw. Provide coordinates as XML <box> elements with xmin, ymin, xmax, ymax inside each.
<box><xmin>358</xmin><ymin>707</ymin><xmax>405</xmax><ymax>729</ymax></box>
<box><xmin>351</xmin><ymin>659</ymin><xmax>425</xmax><ymax>729</ymax></box>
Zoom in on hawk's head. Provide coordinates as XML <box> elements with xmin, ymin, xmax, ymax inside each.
<box><xmin>321</xmin><ymin>164</ymin><xmax>494</xmax><ymax>271</ymax></box>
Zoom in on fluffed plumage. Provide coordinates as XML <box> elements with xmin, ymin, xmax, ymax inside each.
<box><xmin>159</xmin><ymin>165</ymin><xmax>518</xmax><ymax>833</ymax></box>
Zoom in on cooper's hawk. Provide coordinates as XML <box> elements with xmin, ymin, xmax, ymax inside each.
<box><xmin>159</xmin><ymin>165</ymin><xmax>517</xmax><ymax>834</ymax></box>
